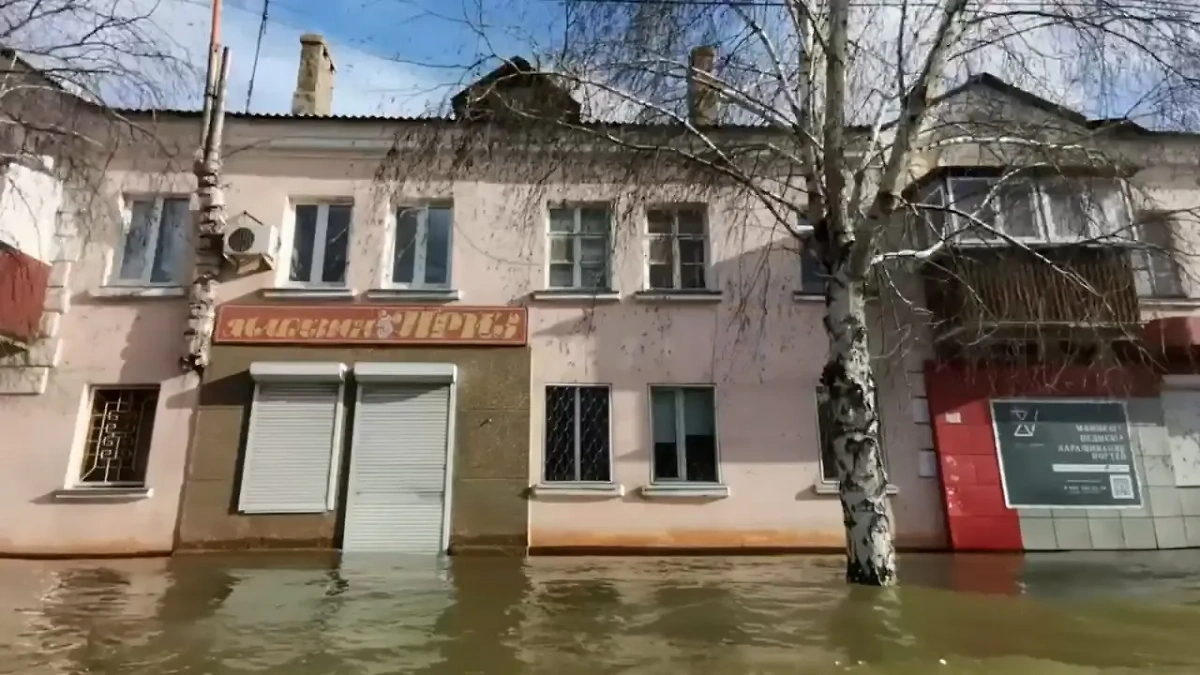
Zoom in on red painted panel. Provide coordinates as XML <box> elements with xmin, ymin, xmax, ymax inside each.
<box><xmin>971</xmin><ymin>455</ymin><xmax>1002</xmax><ymax>487</ymax></box>
<box><xmin>940</xmin><ymin>455</ymin><xmax>975</xmax><ymax>486</ymax></box>
<box><xmin>948</xmin><ymin>516</ymin><xmax>1022</xmax><ymax>551</ymax></box>
<box><xmin>926</xmin><ymin>360</ymin><xmax>1158</xmax><ymax>552</ymax></box>
<box><xmin>0</xmin><ymin>243</ymin><xmax>48</xmax><ymax>345</ymax></box>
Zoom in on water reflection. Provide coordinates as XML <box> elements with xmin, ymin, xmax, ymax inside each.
<box><xmin>2</xmin><ymin>552</ymin><xmax>1200</xmax><ymax>674</ymax></box>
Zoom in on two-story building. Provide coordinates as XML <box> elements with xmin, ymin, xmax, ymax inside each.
<box><xmin>157</xmin><ymin>39</ymin><xmax>944</xmax><ymax>555</ymax></box>
<box><xmin>8</xmin><ymin>32</ymin><xmax>1200</xmax><ymax>557</ymax></box>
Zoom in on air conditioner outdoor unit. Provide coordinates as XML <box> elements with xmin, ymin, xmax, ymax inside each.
<box><xmin>223</xmin><ymin>217</ymin><xmax>278</xmax><ymax>268</ymax></box>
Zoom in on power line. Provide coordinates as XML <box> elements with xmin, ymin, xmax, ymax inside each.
<box><xmin>246</xmin><ymin>0</ymin><xmax>270</xmax><ymax>113</ymax></box>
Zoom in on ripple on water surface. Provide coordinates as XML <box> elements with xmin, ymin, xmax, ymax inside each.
<box><xmin>1</xmin><ymin>551</ymin><xmax>1200</xmax><ymax>674</ymax></box>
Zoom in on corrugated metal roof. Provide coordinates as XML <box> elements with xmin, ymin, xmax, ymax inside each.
<box><xmin>113</xmin><ymin>108</ymin><xmax>450</xmax><ymax>122</ymax></box>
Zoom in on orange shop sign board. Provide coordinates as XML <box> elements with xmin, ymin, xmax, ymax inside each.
<box><xmin>214</xmin><ymin>304</ymin><xmax>527</xmax><ymax>346</ymax></box>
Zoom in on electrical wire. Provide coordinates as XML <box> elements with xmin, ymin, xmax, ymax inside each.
<box><xmin>245</xmin><ymin>0</ymin><xmax>270</xmax><ymax>112</ymax></box>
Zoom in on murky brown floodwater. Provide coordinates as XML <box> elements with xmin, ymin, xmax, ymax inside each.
<box><xmin>3</xmin><ymin>552</ymin><xmax>1200</xmax><ymax>674</ymax></box>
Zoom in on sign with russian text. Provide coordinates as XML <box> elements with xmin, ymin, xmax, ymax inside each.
<box><xmin>214</xmin><ymin>304</ymin><xmax>527</xmax><ymax>346</ymax></box>
<box><xmin>991</xmin><ymin>400</ymin><xmax>1141</xmax><ymax>509</ymax></box>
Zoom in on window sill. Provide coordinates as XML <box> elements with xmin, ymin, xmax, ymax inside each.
<box><xmin>531</xmin><ymin>482</ymin><xmax>626</xmax><ymax>497</ymax></box>
<box><xmin>260</xmin><ymin>287</ymin><xmax>354</xmax><ymax>300</ymax></box>
<box><xmin>364</xmin><ymin>288</ymin><xmax>461</xmax><ymax>303</ymax></box>
<box><xmin>633</xmin><ymin>290</ymin><xmax>723</xmax><ymax>304</ymax></box>
<box><xmin>640</xmin><ymin>484</ymin><xmax>730</xmax><ymax>499</ymax></box>
<box><xmin>530</xmin><ymin>289</ymin><xmax>621</xmax><ymax>302</ymax></box>
<box><xmin>1140</xmin><ymin>296</ymin><xmax>1200</xmax><ymax>311</ymax></box>
<box><xmin>792</xmin><ymin>291</ymin><xmax>824</xmax><ymax>303</ymax></box>
<box><xmin>90</xmin><ymin>286</ymin><xmax>185</xmax><ymax>299</ymax></box>
<box><xmin>53</xmin><ymin>486</ymin><xmax>153</xmax><ymax>501</ymax></box>
<box><xmin>813</xmin><ymin>482</ymin><xmax>899</xmax><ymax>496</ymax></box>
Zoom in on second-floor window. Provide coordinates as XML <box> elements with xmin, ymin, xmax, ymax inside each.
<box><xmin>1133</xmin><ymin>214</ymin><xmax>1185</xmax><ymax>298</ymax></box>
<box><xmin>941</xmin><ymin>176</ymin><xmax>1129</xmax><ymax>244</ymax></box>
<box><xmin>289</xmin><ymin>203</ymin><xmax>351</xmax><ymax>285</ymax></box>
<box><xmin>116</xmin><ymin>196</ymin><xmax>189</xmax><ymax>285</ymax></box>
<box><xmin>392</xmin><ymin>205</ymin><xmax>452</xmax><ymax>287</ymax></box>
<box><xmin>647</xmin><ymin>206</ymin><xmax>708</xmax><ymax>290</ymax></box>
<box><xmin>548</xmin><ymin>205</ymin><xmax>611</xmax><ymax>289</ymax></box>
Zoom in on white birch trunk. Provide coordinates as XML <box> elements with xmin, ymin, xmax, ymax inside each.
<box><xmin>822</xmin><ymin>268</ymin><xmax>897</xmax><ymax>587</ymax></box>
<box><xmin>183</xmin><ymin>47</ymin><xmax>230</xmax><ymax>374</ymax></box>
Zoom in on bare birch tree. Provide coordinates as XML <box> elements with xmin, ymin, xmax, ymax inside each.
<box><xmin>392</xmin><ymin>0</ymin><xmax>1200</xmax><ymax>586</ymax></box>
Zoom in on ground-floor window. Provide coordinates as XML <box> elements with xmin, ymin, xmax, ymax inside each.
<box><xmin>543</xmin><ymin>385</ymin><xmax>612</xmax><ymax>482</ymax></box>
<box><xmin>239</xmin><ymin>381</ymin><xmax>345</xmax><ymax>514</ymax></box>
<box><xmin>816</xmin><ymin>384</ymin><xmax>887</xmax><ymax>483</ymax></box>
<box><xmin>650</xmin><ymin>386</ymin><xmax>719</xmax><ymax>483</ymax></box>
<box><xmin>78</xmin><ymin>387</ymin><xmax>160</xmax><ymax>486</ymax></box>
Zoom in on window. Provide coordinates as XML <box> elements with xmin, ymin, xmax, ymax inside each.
<box><xmin>650</xmin><ymin>386</ymin><xmax>718</xmax><ymax>483</ymax></box>
<box><xmin>116</xmin><ymin>196</ymin><xmax>189</xmax><ymax>285</ymax></box>
<box><xmin>946</xmin><ymin>177</ymin><xmax>1040</xmax><ymax>240</ymax></box>
<box><xmin>543</xmin><ymin>385</ymin><xmax>611</xmax><ymax>482</ymax></box>
<box><xmin>816</xmin><ymin>384</ymin><xmax>886</xmax><ymax>483</ymax></box>
<box><xmin>392</xmin><ymin>205</ymin><xmax>452</xmax><ymax>287</ymax></box>
<box><xmin>944</xmin><ymin>176</ymin><xmax>1129</xmax><ymax>243</ymax></box>
<box><xmin>289</xmin><ymin>203</ymin><xmax>351</xmax><ymax>285</ymax></box>
<box><xmin>799</xmin><ymin>242</ymin><xmax>827</xmax><ymax>295</ymax></box>
<box><xmin>647</xmin><ymin>206</ymin><xmax>708</xmax><ymax>290</ymax></box>
<box><xmin>78</xmin><ymin>387</ymin><xmax>159</xmax><ymax>486</ymax></box>
<box><xmin>1133</xmin><ymin>214</ymin><xmax>1185</xmax><ymax>298</ymax></box>
<box><xmin>548</xmin><ymin>206</ymin><xmax>611</xmax><ymax>289</ymax></box>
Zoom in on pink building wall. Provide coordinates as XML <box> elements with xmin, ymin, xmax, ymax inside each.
<box><xmin>191</xmin><ymin>129</ymin><xmax>949</xmax><ymax>552</ymax></box>
<box><xmin>0</xmin><ymin>165</ymin><xmax>196</xmax><ymax>556</ymax></box>
<box><xmin>0</xmin><ymin>110</ymin><xmax>950</xmax><ymax>555</ymax></box>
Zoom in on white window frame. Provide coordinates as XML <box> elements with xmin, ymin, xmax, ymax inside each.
<box><xmin>644</xmin><ymin>206</ymin><xmax>711</xmax><ymax>291</ymax></box>
<box><xmin>284</xmin><ymin>202</ymin><xmax>352</xmax><ymax>287</ymax></box>
<box><xmin>112</xmin><ymin>195</ymin><xmax>190</xmax><ymax>286</ymax></box>
<box><xmin>546</xmin><ymin>204</ymin><xmax>613</xmax><ymax>290</ymax></box>
<box><xmin>541</xmin><ymin>384</ymin><xmax>615</xmax><ymax>484</ymax></box>
<box><xmin>648</xmin><ymin>384</ymin><xmax>721</xmax><ymax>484</ymax></box>
<box><xmin>946</xmin><ymin>176</ymin><xmax>1132</xmax><ymax>246</ymax></box>
<box><xmin>388</xmin><ymin>203</ymin><xmax>454</xmax><ymax>289</ymax></box>
<box><xmin>815</xmin><ymin>384</ymin><xmax>888</xmax><ymax>485</ymax></box>
<box><xmin>239</xmin><ymin>362</ymin><xmax>348</xmax><ymax>514</ymax></box>
<box><xmin>1132</xmin><ymin>212</ymin><xmax>1186</xmax><ymax>299</ymax></box>
<box><xmin>66</xmin><ymin>385</ymin><xmax>161</xmax><ymax>489</ymax></box>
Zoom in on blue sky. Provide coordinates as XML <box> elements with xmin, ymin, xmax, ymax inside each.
<box><xmin>148</xmin><ymin>0</ymin><xmax>565</xmax><ymax>115</ymax></box>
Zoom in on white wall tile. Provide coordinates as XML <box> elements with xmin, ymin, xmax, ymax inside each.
<box><xmin>1088</xmin><ymin>518</ymin><xmax>1125</xmax><ymax>550</ymax></box>
<box><xmin>1054</xmin><ymin>518</ymin><xmax>1093</xmax><ymax>550</ymax></box>
<box><xmin>1020</xmin><ymin>518</ymin><xmax>1057</xmax><ymax>551</ymax></box>
<box><xmin>1154</xmin><ymin>517</ymin><xmax>1188</xmax><ymax>549</ymax></box>
<box><xmin>1122</xmin><ymin>518</ymin><xmax>1159</xmax><ymax>549</ymax></box>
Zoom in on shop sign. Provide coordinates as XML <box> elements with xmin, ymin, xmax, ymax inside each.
<box><xmin>991</xmin><ymin>399</ymin><xmax>1141</xmax><ymax>509</ymax></box>
<box><xmin>214</xmin><ymin>304</ymin><xmax>527</xmax><ymax>346</ymax></box>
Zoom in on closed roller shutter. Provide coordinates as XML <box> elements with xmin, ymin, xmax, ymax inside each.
<box><xmin>238</xmin><ymin>382</ymin><xmax>341</xmax><ymax>513</ymax></box>
<box><xmin>343</xmin><ymin>383</ymin><xmax>451</xmax><ymax>553</ymax></box>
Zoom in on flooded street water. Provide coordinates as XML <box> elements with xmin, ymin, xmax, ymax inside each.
<box><xmin>4</xmin><ymin>552</ymin><xmax>1200</xmax><ymax>674</ymax></box>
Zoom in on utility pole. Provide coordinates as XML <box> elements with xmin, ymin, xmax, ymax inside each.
<box><xmin>183</xmin><ymin>0</ymin><xmax>230</xmax><ymax>373</ymax></box>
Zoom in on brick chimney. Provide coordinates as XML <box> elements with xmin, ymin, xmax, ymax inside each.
<box><xmin>688</xmin><ymin>45</ymin><xmax>718</xmax><ymax>126</ymax></box>
<box><xmin>291</xmin><ymin>33</ymin><xmax>335</xmax><ymax>116</ymax></box>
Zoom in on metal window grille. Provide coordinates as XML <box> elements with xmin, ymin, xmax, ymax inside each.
<box><xmin>817</xmin><ymin>384</ymin><xmax>886</xmax><ymax>483</ymax></box>
<box><xmin>79</xmin><ymin>387</ymin><xmax>159</xmax><ymax>486</ymax></box>
<box><xmin>543</xmin><ymin>386</ymin><xmax>611</xmax><ymax>482</ymax></box>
